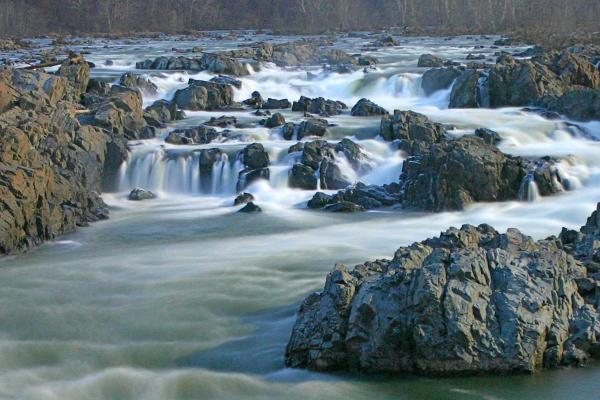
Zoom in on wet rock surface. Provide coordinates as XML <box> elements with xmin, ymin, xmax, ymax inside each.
<box><xmin>292</xmin><ymin>96</ymin><xmax>347</xmax><ymax>116</ymax></box>
<box><xmin>172</xmin><ymin>79</ymin><xmax>236</xmax><ymax>111</ymax></box>
<box><xmin>136</xmin><ymin>53</ymin><xmax>248</xmax><ymax>76</ymax></box>
<box><xmin>286</xmin><ymin>206</ymin><xmax>600</xmax><ymax>375</ymax></box>
<box><xmin>351</xmin><ymin>98</ymin><xmax>388</xmax><ymax>117</ymax></box>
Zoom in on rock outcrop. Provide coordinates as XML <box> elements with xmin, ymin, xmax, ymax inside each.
<box><xmin>172</xmin><ymin>79</ymin><xmax>236</xmax><ymax>111</ymax></box>
<box><xmin>286</xmin><ymin>206</ymin><xmax>600</xmax><ymax>375</ymax></box>
<box><xmin>136</xmin><ymin>53</ymin><xmax>248</xmax><ymax>76</ymax></box>
<box><xmin>292</xmin><ymin>96</ymin><xmax>347</xmax><ymax>116</ymax></box>
<box><xmin>379</xmin><ymin>110</ymin><xmax>446</xmax><ymax>154</ymax></box>
<box><xmin>351</xmin><ymin>98</ymin><xmax>388</xmax><ymax>116</ymax></box>
<box><xmin>0</xmin><ymin>60</ymin><xmax>128</xmax><ymax>254</ymax></box>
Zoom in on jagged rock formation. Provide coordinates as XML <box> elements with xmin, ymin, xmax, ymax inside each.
<box><xmin>286</xmin><ymin>205</ymin><xmax>600</xmax><ymax>375</ymax></box>
<box><xmin>136</xmin><ymin>53</ymin><xmax>248</xmax><ymax>76</ymax></box>
<box><xmin>0</xmin><ymin>57</ymin><xmax>129</xmax><ymax>254</ymax></box>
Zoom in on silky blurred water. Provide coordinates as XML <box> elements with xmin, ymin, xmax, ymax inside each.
<box><xmin>1</xmin><ymin>32</ymin><xmax>599</xmax><ymax>399</ymax></box>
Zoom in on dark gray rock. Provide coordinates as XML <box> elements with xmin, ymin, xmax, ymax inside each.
<box><xmin>421</xmin><ymin>67</ymin><xmax>463</xmax><ymax>96</ymax></box>
<box><xmin>545</xmin><ymin>88</ymin><xmax>600</xmax><ymax>122</ymax></box>
<box><xmin>263</xmin><ymin>98</ymin><xmax>291</xmax><ymax>110</ymax></box>
<box><xmin>379</xmin><ymin>110</ymin><xmax>445</xmax><ymax>154</ymax></box>
<box><xmin>128</xmin><ymin>188</ymin><xmax>157</xmax><ymax>201</ymax></box>
<box><xmin>399</xmin><ymin>135</ymin><xmax>558</xmax><ymax>211</ymax></box>
<box><xmin>323</xmin><ymin>202</ymin><xmax>365</xmax><ymax>213</ymax></box>
<box><xmin>449</xmin><ymin>69</ymin><xmax>481</xmax><ymax>108</ymax></box>
<box><xmin>242</xmin><ymin>143</ymin><xmax>270</xmax><ymax>169</ymax></box>
<box><xmin>418</xmin><ymin>54</ymin><xmax>444</xmax><ymax>68</ymax></box>
<box><xmin>474</xmin><ymin>128</ymin><xmax>502</xmax><ymax>145</ymax></box>
<box><xmin>234</xmin><ymin>192</ymin><xmax>255</xmax><ymax>206</ymax></box>
<box><xmin>292</xmin><ymin>96</ymin><xmax>347</xmax><ymax>116</ymax></box>
<box><xmin>243</xmin><ymin>91</ymin><xmax>263</xmax><ymax>108</ymax></box>
<box><xmin>286</xmin><ymin>218</ymin><xmax>597</xmax><ymax>375</ymax></box>
<box><xmin>136</xmin><ymin>53</ymin><xmax>248</xmax><ymax>76</ymax></box>
<box><xmin>205</xmin><ymin>115</ymin><xmax>237</xmax><ymax>128</ymax></box>
<box><xmin>144</xmin><ymin>100</ymin><xmax>184</xmax><ymax>127</ymax></box>
<box><xmin>165</xmin><ymin>126</ymin><xmax>219</xmax><ymax>145</ymax></box>
<box><xmin>308</xmin><ymin>182</ymin><xmax>402</xmax><ymax>211</ymax></box>
<box><xmin>172</xmin><ymin>79</ymin><xmax>235</xmax><ymax>111</ymax></box>
<box><xmin>238</xmin><ymin>202</ymin><xmax>262</xmax><ymax>213</ymax></box>
<box><xmin>264</xmin><ymin>112</ymin><xmax>285</xmax><ymax>128</ymax></box>
<box><xmin>320</xmin><ymin>158</ymin><xmax>352</xmax><ymax>190</ymax></box>
<box><xmin>210</xmin><ymin>75</ymin><xmax>242</xmax><ymax>89</ymax></box>
<box><xmin>296</xmin><ymin>118</ymin><xmax>328</xmax><ymax>140</ymax></box>
<box><xmin>351</xmin><ymin>98</ymin><xmax>388</xmax><ymax>117</ymax></box>
<box><xmin>289</xmin><ymin>163</ymin><xmax>318</xmax><ymax>190</ymax></box>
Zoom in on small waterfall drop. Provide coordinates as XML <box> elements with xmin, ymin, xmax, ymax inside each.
<box><xmin>519</xmin><ymin>173</ymin><xmax>541</xmax><ymax>202</ymax></box>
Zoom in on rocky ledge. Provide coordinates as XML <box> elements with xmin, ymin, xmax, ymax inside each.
<box><xmin>0</xmin><ymin>55</ymin><xmax>142</xmax><ymax>254</ymax></box>
<box><xmin>286</xmin><ymin>204</ymin><xmax>600</xmax><ymax>375</ymax></box>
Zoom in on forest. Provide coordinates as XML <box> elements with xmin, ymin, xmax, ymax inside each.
<box><xmin>0</xmin><ymin>0</ymin><xmax>598</xmax><ymax>37</ymax></box>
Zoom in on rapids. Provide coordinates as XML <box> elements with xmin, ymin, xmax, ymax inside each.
<box><xmin>1</xmin><ymin>33</ymin><xmax>599</xmax><ymax>399</ymax></box>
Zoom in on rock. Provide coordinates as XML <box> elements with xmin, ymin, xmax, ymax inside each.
<box><xmin>264</xmin><ymin>112</ymin><xmax>285</xmax><ymax>128</ymax></box>
<box><xmin>209</xmin><ymin>75</ymin><xmax>242</xmax><ymax>89</ymax></box>
<box><xmin>418</xmin><ymin>54</ymin><xmax>444</xmax><ymax>68</ymax></box>
<box><xmin>449</xmin><ymin>69</ymin><xmax>481</xmax><ymax>108</ymax></box>
<box><xmin>466</xmin><ymin>53</ymin><xmax>486</xmax><ymax>60</ymax></box>
<box><xmin>238</xmin><ymin>202</ymin><xmax>262</xmax><ymax>213</ymax></box>
<box><xmin>128</xmin><ymin>188</ymin><xmax>157</xmax><ymax>201</ymax></box>
<box><xmin>243</xmin><ymin>91</ymin><xmax>263</xmax><ymax>108</ymax></box>
<box><xmin>296</xmin><ymin>118</ymin><xmax>329</xmax><ymax>140</ymax></box>
<box><xmin>399</xmin><ymin>135</ymin><xmax>557</xmax><ymax>211</ymax></box>
<box><xmin>323</xmin><ymin>202</ymin><xmax>365</xmax><ymax>213</ymax></box>
<box><xmin>335</xmin><ymin>138</ymin><xmax>371</xmax><ymax>172</ymax></box>
<box><xmin>357</xmin><ymin>56</ymin><xmax>379</xmax><ymax>66</ymax></box>
<box><xmin>474</xmin><ymin>128</ymin><xmax>502</xmax><ymax>145</ymax></box>
<box><xmin>308</xmin><ymin>182</ymin><xmax>402</xmax><ymax>210</ymax></box>
<box><xmin>286</xmin><ymin>218</ymin><xmax>597</xmax><ymax>375</ymax></box>
<box><xmin>372</xmin><ymin>35</ymin><xmax>399</xmax><ymax>47</ymax></box>
<box><xmin>237</xmin><ymin>167</ymin><xmax>270</xmax><ymax>191</ymax></box>
<box><xmin>0</xmin><ymin>66</ymin><xmax>127</xmax><ymax>254</ymax></box>
<box><xmin>172</xmin><ymin>79</ymin><xmax>235</xmax><ymax>111</ymax></box>
<box><xmin>205</xmin><ymin>115</ymin><xmax>237</xmax><ymax>128</ymax></box>
<box><xmin>144</xmin><ymin>100</ymin><xmax>184</xmax><ymax>127</ymax></box>
<box><xmin>242</xmin><ymin>143</ymin><xmax>270</xmax><ymax>169</ymax></box>
<box><xmin>545</xmin><ymin>88</ymin><xmax>600</xmax><ymax>122</ymax></box>
<box><xmin>300</xmin><ymin>140</ymin><xmax>336</xmax><ymax>169</ymax></box>
<box><xmin>165</xmin><ymin>126</ymin><xmax>219</xmax><ymax>145</ymax></box>
<box><xmin>262</xmin><ymin>98</ymin><xmax>291</xmax><ymax>110</ymax></box>
<box><xmin>89</xmin><ymin>85</ymin><xmax>149</xmax><ymax>140</ymax></box>
<box><xmin>234</xmin><ymin>192</ymin><xmax>254</xmax><ymax>206</ymax></box>
<box><xmin>289</xmin><ymin>163</ymin><xmax>318</xmax><ymax>190</ymax></box>
<box><xmin>379</xmin><ymin>110</ymin><xmax>445</xmax><ymax>154</ymax></box>
<box><xmin>320</xmin><ymin>158</ymin><xmax>352</xmax><ymax>190</ymax></box>
<box><xmin>57</xmin><ymin>55</ymin><xmax>90</xmax><ymax>96</ymax></box>
<box><xmin>487</xmin><ymin>55</ymin><xmax>564</xmax><ymax>108</ymax></box>
<box><xmin>560</xmin><ymin>203</ymin><xmax>600</xmax><ymax>273</ymax></box>
<box><xmin>350</xmin><ymin>98</ymin><xmax>388</xmax><ymax>117</ymax></box>
<box><xmin>421</xmin><ymin>67</ymin><xmax>463</xmax><ymax>96</ymax></box>
<box><xmin>292</xmin><ymin>96</ymin><xmax>347</xmax><ymax>116</ymax></box>
<box><xmin>119</xmin><ymin>72</ymin><xmax>158</xmax><ymax>96</ymax></box>
<box><xmin>136</xmin><ymin>53</ymin><xmax>248</xmax><ymax>76</ymax></box>
<box><xmin>307</xmin><ymin>192</ymin><xmax>333</xmax><ymax>208</ymax></box>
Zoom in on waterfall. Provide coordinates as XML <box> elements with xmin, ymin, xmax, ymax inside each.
<box><xmin>519</xmin><ymin>173</ymin><xmax>541</xmax><ymax>202</ymax></box>
<box><xmin>119</xmin><ymin>147</ymin><xmax>241</xmax><ymax>196</ymax></box>
<box><xmin>477</xmin><ymin>71</ymin><xmax>491</xmax><ymax>108</ymax></box>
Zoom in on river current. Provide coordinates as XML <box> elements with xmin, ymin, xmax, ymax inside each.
<box><xmin>1</xmin><ymin>33</ymin><xmax>599</xmax><ymax>399</ymax></box>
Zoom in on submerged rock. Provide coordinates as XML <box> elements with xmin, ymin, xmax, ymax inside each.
<box><xmin>128</xmin><ymin>188</ymin><xmax>157</xmax><ymax>201</ymax></box>
<box><xmin>234</xmin><ymin>192</ymin><xmax>255</xmax><ymax>206</ymax></box>
<box><xmin>286</xmin><ymin>208</ymin><xmax>600</xmax><ymax>375</ymax></box>
<box><xmin>238</xmin><ymin>202</ymin><xmax>262</xmax><ymax>213</ymax></box>
<box><xmin>418</xmin><ymin>54</ymin><xmax>444</xmax><ymax>68</ymax></box>
<box><xmin>165</xmin><ymin>126</ymin><xmax>219</xmax><ymax>145</ymax></box>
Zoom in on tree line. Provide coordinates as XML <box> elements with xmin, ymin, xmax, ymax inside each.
<box><xmin>0</xmin><ymin>0</ymin><xmax>598</xmax><ymax>37</ymax></box>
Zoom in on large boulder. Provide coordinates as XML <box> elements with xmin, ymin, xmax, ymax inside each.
<box><xmin>172</xmin><ymin>79</ymin><xmax>235</xmax><ymax>111</ymax></box>
<box><xmin>242</xmin><ymin>143</ymin><xmax>270</xmax><ymax>169</ymax></box>
<box><xmin>350</xmin><ymin>98</ymin><xmax>388</xmax><ymax>117</ymax></box>
<box><xmin>379</xmin><ymin>110</ymin><xmax>445</xmax><ymax>154</ymax></box>
<box><xmin>286</xmin><ymin>219</ymin><xmax>597</xmax><ymax>374</ymax></box>
<box><xmin>308</xmin><ymin>182</ymin><xmax>402</xmax><ymax>211</ymax></box>
<box><xmin>119</xmin><ymin>72</ymin><xmax>158</xmax><ymax>96</ymax></box>
<box><xmin>296</xmin><ymin>118</ymin><xmax>329</xmax><ymax>140</ymax></box>
<box><xmin>545</xmin><ymin>88</ymin><xmax>600</xmax><ymax>122</ymax></box>
<box><xmin>449</xmin><ymin>69</ymin><xmax>481</xmax><ymax>108</ymax></box>
<box><xmin>292</xmin><ymin>96</ymin><xmax>347</xmax><ymax>116</ymax></box>
<box><xmin>144</xmin><ymin>100</ymin><xmax>184</xmax><ymax>127</ymax></box>
<box><xmin>399</xmin><ymin>135</ymin><xmax>557</xmax><ymax>211</ymax></box>
<box><xmin>421</xmin><ymin>67</ymin><xmax>463</xmax><ymax>96</ymax></box>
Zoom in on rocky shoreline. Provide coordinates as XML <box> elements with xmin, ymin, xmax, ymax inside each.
<box><xmin>286</xmin><ymin>204</ymin><xmax>600</xmax><ymax>375</ymax></box>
